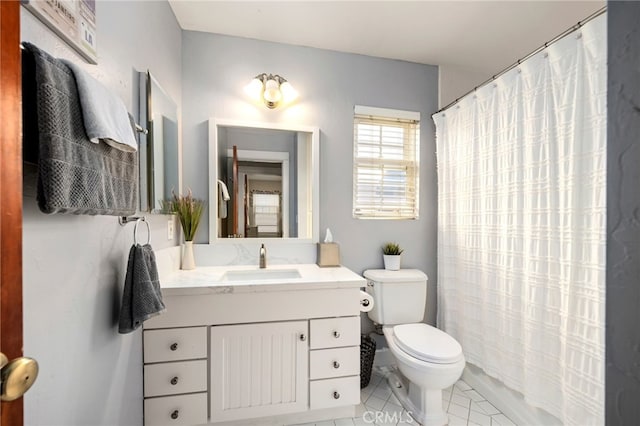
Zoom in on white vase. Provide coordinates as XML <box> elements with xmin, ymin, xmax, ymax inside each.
<box><xmin>383</xmin><ymin>254</ymin><xmax>401</xmax><ymax>271</ymax></box>
<box><xmin>182</xmin><ymin>241</ymin><xmax>196</xmax><ymax>270</ymax></box>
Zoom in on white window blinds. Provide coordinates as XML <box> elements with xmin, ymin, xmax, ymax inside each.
<box><xmin>252</xmin><ymin>193</ymin><xmax>280</xmax><ymax>233</ymax></box>
<box><xmin>353</xmin><ymin>106</ymin><xmax>420</xmax><ymax>219</ymax></box>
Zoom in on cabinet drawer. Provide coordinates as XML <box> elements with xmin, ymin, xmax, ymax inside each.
<box><xmin>144</xmin><ymin>327</ymin><xmax>207</xmax><ymax>363</ymax></box>
<box><xmin>310</xmin><ymin>346</ymin><xmax>360</xmax><ymax>380</ymax></box>
<box><xmin>144</xmin><ymin>360</ymin><xmax>207</xmax><ymax>397</ymax></box>
<box><xmin>309</xmin><ymin>376</ymin><xmax>360</xmax><ymax>410</ymax></box>
<box><xmin>310</xmin><ymin>317</ymin><xmax>360</xmax><ymax>349</ymax></box>
<box><xmin>144</xmin><ymin>393</ymin><xmax>207</xmax><ymax>426</ymax></box>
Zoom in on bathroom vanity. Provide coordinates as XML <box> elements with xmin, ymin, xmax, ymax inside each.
<box><xmin>142</xmin><ymin>264</ymin><xmax>365</xmax><ymax>426</ymax></box>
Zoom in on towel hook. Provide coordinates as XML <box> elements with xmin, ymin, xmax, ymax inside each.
<box><xmin>134</xmin><ymin>218</ymin><xmax>151</xmax><ymax>245</ymax></box>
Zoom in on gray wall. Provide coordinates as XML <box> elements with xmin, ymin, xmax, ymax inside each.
<box><xmin>606</xmin><ymin>2</ymin><xmax>640</xmax><ymax>424</ymax></box>
<box><xmin>182</xmin><ymin>32</ymin><xmax>440</xmax><ymax>325</ymax></box>
<box><xmin>21</xmin><ymin>1</ymin><xmax>182</xmax><ymax>425</ymax></box>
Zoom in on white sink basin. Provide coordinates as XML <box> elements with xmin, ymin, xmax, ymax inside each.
<box><xmin>221</xmin><ymin>268</ymin><xmax>302</xmax><ymax>282</ymax></box>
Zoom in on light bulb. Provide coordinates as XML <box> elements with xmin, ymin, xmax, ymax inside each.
<box><xmin>263</xmin><ymin>77</ymin><xmax>282</xmax><ymax>108</ymax></box>
<box><xmin>244</xmin><ymin>77</ymin><xmax>264</xmax><ymax>101</ymax></box>
<box><xmin>279</xmin><ymin>81</ymin><xmax>298</xmax><ymax>103</ymax></box>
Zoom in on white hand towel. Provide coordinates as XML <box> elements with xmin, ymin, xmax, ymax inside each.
<box><xmin>62</xmin><ymin>60</ymin><xmax>138</xmax><ymax>152</ymax></box>
<box><xmin>217</xmin><ymin>179</ymin><xmax>230</xmax><ymax>201</ymax></box>
<box><xmin>217</xmin><ymin>180</ymin><xmax>230</xmax><ymax>219</ymax></box>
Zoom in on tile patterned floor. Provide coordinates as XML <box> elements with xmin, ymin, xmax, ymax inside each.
<box><xmin>290</xmin><ymin>367</ymin><xmax>517</xmax><ymax>426</ymax></box>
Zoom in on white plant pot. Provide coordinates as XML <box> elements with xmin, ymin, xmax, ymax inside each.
<box><xmin>182</xmin><ymin>241</ymin><xmax>196</xmax><ymax>270</ymax></box>
<box><xmin>383</xmin><ymin>254</ymin><xmax>401</xmax><ymax>271</ymax></box>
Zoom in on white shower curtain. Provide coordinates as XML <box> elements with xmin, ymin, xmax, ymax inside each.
<box><xmin>433</xmin><ymin>14</ymin><xmax>605</xmax><ymax>426</ymax></box>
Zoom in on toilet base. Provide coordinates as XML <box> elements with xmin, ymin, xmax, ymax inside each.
<box><xmin>386</xmin><ymin>371</ymin><xmax>448</xmax><ymax>426</ymax></box>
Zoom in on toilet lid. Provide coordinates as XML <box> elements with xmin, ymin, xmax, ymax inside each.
<box><xmin>393</xmin><ymin>323</ymin><xmax>463</xmax><ymax>364</ymax></box>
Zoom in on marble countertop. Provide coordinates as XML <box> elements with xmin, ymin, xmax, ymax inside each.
<box><xmin>159</xmin><ymin>264</ymin><xmax>366</xmax><ymax>296</ymax></box>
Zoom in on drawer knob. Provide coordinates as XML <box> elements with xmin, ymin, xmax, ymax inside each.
<box><xmin>170</xmin><ymin>343</ymin><xmax>178</xmax><ymax>351</ymax></box>
<box><xmin>333</xmin><ymin>331</ymin><xmax>340</xmax><ymax>338</ymax></box>
<box><xmin>170</xmin><ymin>410</ymin><xmax>179</xmax><ymax>420</ymax></box>
<box><xmin>333</xmin><ymin>391</ymin><xmax>340</xmax><ymax>399</ymax></box>
<box><xmin>299</xmin><ymin>333</ymin><xmax>307</xmax><ymax>341</ymax></box>
<box><xmin>170</xmin><ymin>376</ymin><xmax>179</xmax><ymax>386</ymax></box>
<box><xmin>333</xmin><ymin>361</ymin><xmax>340</xmax><ymax>369</ymax></box>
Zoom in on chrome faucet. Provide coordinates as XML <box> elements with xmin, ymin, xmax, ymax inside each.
<box><xmin>259</xmin><ymin>244</ymin><xmax>267</xmax><ymax>268</ymax></box>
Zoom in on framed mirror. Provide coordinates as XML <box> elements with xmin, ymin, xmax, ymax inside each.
<box><xmin>208</xmin><ymin>119</ymin><xmax>319</xmax><ymax>242</ymax></box>
<box><xmin>139</xmin><ymin>71</ymin><xmax>179</xmax><ymax>212</ymax></box>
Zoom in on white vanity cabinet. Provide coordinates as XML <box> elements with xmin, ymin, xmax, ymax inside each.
<box><xmin>142</xmin><ymin>265</ymin><xmax>365</xmax><ymax>426</ymax></box>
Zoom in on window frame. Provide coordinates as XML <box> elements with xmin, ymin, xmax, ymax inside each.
<box><xmin>352</xmin><ymin>106</ymin><xmax>420</xmax><ymax>220</ymax></box>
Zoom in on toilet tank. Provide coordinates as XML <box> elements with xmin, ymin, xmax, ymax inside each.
<box><xmin>364</xmin><ymin>269</ymin><xmax>428</xmax><ymax>325</ymax></box>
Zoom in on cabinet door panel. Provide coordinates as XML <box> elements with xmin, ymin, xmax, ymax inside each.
<box><xmin>210</xmin><ymin>321</ymin><xmax>309</xmax><ymax>422</ymax></box>
<box><xmin>310</xmin><ymin>346</ymin><xmax>360</xmax><ymax>380</ymax></box>
<box><xmin>310</xmin><ymin>316</ymin><xmax>360</xmax><ymax>349</ymax></box>
<box><xmin>144</xmin><ymin>327</ymin><xmax>207</xmax><ymax>363</ymax></box>
<box><xmin>310</xmin><ymin>376</ymin><xmax>360</xmax><ymax>410</ymax></box>
<box><xmin>144</xmin><ymin>360</ymin><xmax>207</xmax><ymax>397</ymax></box>
<box><xmin>144</xmin><ymin>393</ymin><xmax>207</xmax><ymax>426</ymax></box>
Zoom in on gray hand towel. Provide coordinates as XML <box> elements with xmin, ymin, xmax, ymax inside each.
<box><xmin>118</xmin><ymin>244</ymin><xmax>165</xmax><ymax>334</ymax></box>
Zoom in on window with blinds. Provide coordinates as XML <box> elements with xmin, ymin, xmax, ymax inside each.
<box><xmin>353</xmin><ymin>106</ymin><xmax>420</xmax><ymax>219</ymax></box>
<box><xmin>251</xmin><ymin>192</ymin><xmax>280</xmax><ymax>234</ymax></box>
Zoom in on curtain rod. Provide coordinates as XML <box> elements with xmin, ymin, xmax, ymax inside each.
<box><xmin>434</xmin><ymin>5</ymin><xmax>607</xmax><ymax>116</ymax></box>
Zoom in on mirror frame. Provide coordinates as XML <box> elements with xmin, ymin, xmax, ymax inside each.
<box><xmin>208</xmin><ymin>118</ymin><xmax>320</xmax><ymax>243</ymax></box>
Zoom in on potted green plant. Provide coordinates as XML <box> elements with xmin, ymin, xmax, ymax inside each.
<box><xmin>167</xmin><ymin>190</ymin><xmax>205</xmax><ymax>270</ymax></box>
<box><xmin>382</xmin><ymin>242</ymin><xmax>403</xmax><ymax>271</ymax></box>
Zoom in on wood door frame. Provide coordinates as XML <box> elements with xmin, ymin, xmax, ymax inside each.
<box><xmin>0</xmin><ymin>0</ymin><xmax>25</xmax><ymax>425</ymax></box>
<box><xmin>232</xmin><ymin>145</ymin><xmax>238</xmax><ymax>236</ymax></box>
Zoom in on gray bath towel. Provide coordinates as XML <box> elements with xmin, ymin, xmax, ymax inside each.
<box><xmin>118</xmin><ymin>244</ymin><xmax>165</xmax><ymax>334</ymax></box>
<box><xmin>22</xmin><ymin>42</ymin><xmax>138</xmax><ymax>215</ymax></box>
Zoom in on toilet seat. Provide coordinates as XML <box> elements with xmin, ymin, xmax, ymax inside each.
<box><xmin>393</xmin><ymin>323</ymin><xmax>463</xmax><ymax>364</ymax></box>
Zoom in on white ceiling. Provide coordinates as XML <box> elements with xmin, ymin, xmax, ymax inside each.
<box><xmin>168</xmin><ymin>0</ymin><xmax>604</xmax><ymax>76</ymax></box>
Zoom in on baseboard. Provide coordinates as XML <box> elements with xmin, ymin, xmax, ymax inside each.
<box><xmin>462</xmin><ymin>364</ymin><xmax>561</xmax><ymax>426</ymax></box>
<box><xmin>211</xmin><ymin>405</ymin><xmax>356</xmax><ymax>426</ymax></box>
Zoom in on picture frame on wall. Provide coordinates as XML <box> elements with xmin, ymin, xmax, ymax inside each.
<box><xmin>22</xmin><ymin>0</ymin><xmax>97</xmax><ymax>64</ymax></box>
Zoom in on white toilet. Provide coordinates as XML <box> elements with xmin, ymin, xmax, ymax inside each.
<box><xmin>364</xmin><ymin>269</ymin><xmax>465</xmax><ymax>426</ymax></box>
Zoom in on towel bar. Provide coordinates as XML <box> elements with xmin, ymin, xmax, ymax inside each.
<box><xmin>119</xmin><ymin>216</ymin><xmax>145</xmax><ymax>226</ymax></box>
<box><xmin>135</xmin><ymin>123</ymin><xmax>148</xmax><ymax>134</ymax></box>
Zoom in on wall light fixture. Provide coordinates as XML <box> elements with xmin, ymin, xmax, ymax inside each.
<box><xmin>244</xmin><ymin>73</ymin><xmax>298</xmax><ymax>109</ymax></box>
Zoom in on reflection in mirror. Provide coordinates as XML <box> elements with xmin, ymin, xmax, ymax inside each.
<box><xmin>209</xmin><ymin>120</ymin><xmax>319</xmax><ymax>242</ymax></box>
<box><xmin>139</xmin><ymin>71</ymin><xmax>179</xmax><ymax>212</ymax></box>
